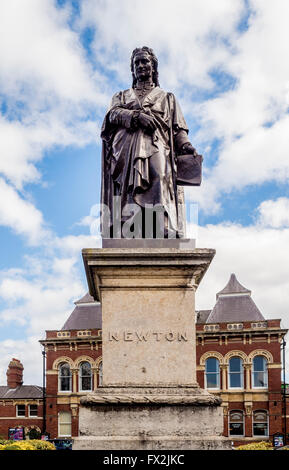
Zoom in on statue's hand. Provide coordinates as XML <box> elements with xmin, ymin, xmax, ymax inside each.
<box><xmin>181</xmin><ymin>142</ymin><xmax>198</xmax><ymax>156</ymax></box>
<box><xmin>138</xmin><ymin>112</ymin><xmax>157</xmax><ymax>133</ymax></box>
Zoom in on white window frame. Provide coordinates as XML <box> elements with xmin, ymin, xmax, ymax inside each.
<box><xmin>28</xmin><ymin>404</ymin><xmax>38</xmax><ymax>417</ymax></box>
<box><xmin>229</xmin><ymin>410</ymin><xmax>245</xmax><ymax>437</ymax></box>
<box><xmin>58</xmin><ymin>411</ymin><xmax>72</xmax><ymax>437</ymax></box>
<box><xmin>58</xmin><ymin>363</ymin><xmax>72</xmax><ymax>393</ymax></box>
<box><xmin>98</xmin><ymin>362</ymin><xmax>103</xmax><ymax>387</ymax></box>
<box><xmin>205</xmin><ymin>357</ymin><xmax>220</xmax><ymax>390</ymax></box>
<box><xmin>252</xmin><ymin>410</ymin><xmax>269</xmax><ymax>437</ymax></box>
<box><xmin>79</xmin><ymin>361</ymin><xmax>92</xmax><ymax>392</ymax></box>
<box><xmin>252</xmin><ymin>355</ymin><xmax>268</xmax><ymax>389</ymax></box>
<box><xmin>228</xmin><ymin>356</ymin><xmax>244</xmax><ymax>390</ymax></box>
<box><xmin>16</xmin><ymin>404</ymin><xmax>26</xmax><ymax>417</ymax></box>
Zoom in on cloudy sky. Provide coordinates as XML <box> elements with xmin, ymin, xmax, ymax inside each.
<box><xmin>0</xmin><ymin>0</ymin><xmax>289</xmax><ymax>384</ymax></box>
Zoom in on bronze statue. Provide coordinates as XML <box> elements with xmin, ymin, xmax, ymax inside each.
<box><xmin>100</xmin><ymin>46</ymin><xmax>202</xmax><ymax>239</ymax></box>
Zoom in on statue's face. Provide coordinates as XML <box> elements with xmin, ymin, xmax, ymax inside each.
<box><xmin>133</xmin><ymin>51</ymin><xmax>154</xmax><ymax>82</ymax></box>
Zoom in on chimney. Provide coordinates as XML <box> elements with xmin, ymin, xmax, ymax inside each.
<box><xmin>6</xmin><ymin>358</ymin><xmax>24</xmax><ymax>388</ymax></box>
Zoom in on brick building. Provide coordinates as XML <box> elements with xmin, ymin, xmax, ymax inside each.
<box><xmin>0</xmin><ymin>273</ymin><xmax>284</xmax><ymax>444</ymax></box>
<box><xmin>196</xmin><ymin>273</ymin><xmax>288</xmax><ymax>446</ymax></box>
<box><xmin>40</xmin><ymin>293</ymin><xmax>102</xmax><ymax>438</ymax></box>
<box><xmin>0</xmin><ymin>358</ymin><xmax>43</xmax><ymax>439</ymax></box>
<box><xmin>38</xmin><ymin>273</ymin><xmax>288</xmax><ymax>444</ymax></box>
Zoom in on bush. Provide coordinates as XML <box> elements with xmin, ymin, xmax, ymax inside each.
<box><xmin>29</xmin><ymin>440</ymin><xmax>56</xmax><ymax>450</ymax></box>
<box><xmin>0</xmin><ymin>440</ymin><xmax>55</xmax><ymax>451</ymax></box>
<box><xmin>236</xmin><ymin>441</ymin><xmax>273</xmax><ymax>450</ymax></box>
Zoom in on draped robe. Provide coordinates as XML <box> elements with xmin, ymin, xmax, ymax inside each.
<box><xmin>100</xmin><ymin>86</ymin><xmax>190</xmax><ymax>238</ymax></box>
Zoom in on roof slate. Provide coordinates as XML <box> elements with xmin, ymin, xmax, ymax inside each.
<box><xmin>206</xmin><ymin>295</ymin><xmax>265</xmax><ymax>324</ymax></box>
<box><xmin>74</xmin><ymin>292</ymin><xmax>95</xmax><ymax>305</ymax></box>
<box><xmin>196</xmin><ymin>310</ymin><xmax>211</xmax><ymax>324</ymax></box>
<box><xmin>0</xmin><ymin>385</ymin><xmax>43</xmax><ymax>399</ymax></box>
<box><xmin>216</xmin><ymin>273</ymin><xmax>251</xmax><ymax>298</ymax></box>
<box><xmin>206</xmin><ymin>274</ymin><xmax>265</xmax><ymax>324</ymax></box>
<box><xmin>62</xmin><ymin>293</ymin><xmax>102</xmax><ymax>330</ymax></box>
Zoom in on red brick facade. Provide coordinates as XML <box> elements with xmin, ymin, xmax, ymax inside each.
<box><xmin>0</xmin><ymin>359</ymin><xmax>43</xmax><ymax>440</ymax></box>
<box><xmin>41</xmin><ymin>328</ymin><xmax>102</xmax><ymax>439</ymax></box>
<box><xmin>1</xmin><ymin>278</ymin><xmax>288</xmax><ymax>446</ymax></box>
<box><xmin>196</xmin><ymin>319</ymin><xmax>287</xmax><ymax>446</ymax></box>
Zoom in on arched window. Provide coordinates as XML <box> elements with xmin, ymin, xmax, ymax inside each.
<box><xmin>253</xmin><ymin>410</ymin><xmax>268</xmax><ymax>436</ymax></box>
<box><xmin>59</xmin><ymin>363</ymin><xmax>72</xmax><ymax>392</ymax></box>
<box><xmin>79</xmin><ymin>361</ymin><xmax>92</xmax><ymax>392</ymax></box>
<box><xmin>252</xmin><ymin>355</ymin><xmax>268</xmax><ymax>388</ymax></box>
<box><xmin>98</xmin><ymin>361</ymin><xmax>103</xmax><ymax>386</ymax></box>
<box><xmin>205</xmin><ymin>357</ymin><xmax>220</xmax><ymax>389</ymax></box>
<box><xmin>229</xmin><ymin>410</ymin><xmax>244</xmax><ymax>437</ymax></box>
<box><xmin>228</xmin><ymin>356</ymin><xmax>243</xmax><ymax>389</ymax></box>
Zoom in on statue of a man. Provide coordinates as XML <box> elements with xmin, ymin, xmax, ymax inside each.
<box><xmin>100</xmin><ymin>46</ymin><xmax>201</xmax><ymax>238</ymax></box>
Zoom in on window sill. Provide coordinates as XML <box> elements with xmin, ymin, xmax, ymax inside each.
<box><xmin>252</xmin><ymin>387</ymin><xmax>268</xmax><ymax>390</ymax></box>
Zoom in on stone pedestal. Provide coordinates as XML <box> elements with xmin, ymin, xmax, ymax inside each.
<box><xmin>73</xmin><ymin>247</ymin><xmax>231</xmax><ymax>450</ymax></box>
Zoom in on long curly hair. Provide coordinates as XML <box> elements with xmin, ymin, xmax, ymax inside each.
<box><xmin>130</xmin><ymin>46</ymin><xmax>160</xmax><ymax>88</ymax></box>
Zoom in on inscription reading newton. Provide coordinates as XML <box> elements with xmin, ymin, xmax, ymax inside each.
<box><xmin>108</xmin><ymin>331</ymin><xmax>189</xmax><ymax>342</ymax></box>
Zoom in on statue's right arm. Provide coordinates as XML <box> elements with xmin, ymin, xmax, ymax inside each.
<box><xmin>109</xmin><ymin>106</ymin><xmax>137</xmax><ymax>130</ymax></box>
<box><xmin>107</xmin><ymin>92</ymin><xmax>156</xmax><ymax>133</ymax></box>
<box><xmin>106</xmin><ymin>91</ymin><xmax>136</xmax><ymax>130</ymax></box>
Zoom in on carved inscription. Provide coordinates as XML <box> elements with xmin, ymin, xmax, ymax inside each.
<box><xmin>108</xmin><ymin>331</ymin><xmax>189</xmax><ymax>342</ymax></box>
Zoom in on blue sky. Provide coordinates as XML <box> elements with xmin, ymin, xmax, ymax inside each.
<box><xmin>0</xmin><ymin>0</ymin><xmax>289</xmax><ymax>384</ymax></box>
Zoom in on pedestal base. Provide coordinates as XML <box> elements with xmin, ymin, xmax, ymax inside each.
<box><xmin>73</xmin><ymin>435</ymin><xmax>230</xmax><ymax>450</ymax></box>
<box><xmin>73</xmin><ymin>387</ymin><xmax>231</xmax><ymax>450</ymax></box>
<box><xmin>77</xmin><ymin>247</ymin><xmax>231</xmax><ymax>449</ymax></box>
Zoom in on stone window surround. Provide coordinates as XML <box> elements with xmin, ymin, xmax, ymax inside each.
<box><xmin>58</xmin><ymin>362</ymin><xmax>72</xmax><ymax>393</ymax></box>
<box><xmin>16</xmin><ymin>404</ymin><xmax>26</xmax><ymax>417</ymax></box>
<box><xmin>28</xmin><ymin>404</ymin><xmax>38</xmax><ymax>418</ymax></box>
<box><xmin>252</xmin><ymin>409</ymin><xmax>269</xmax><ymax>437</ymax></box>
<box><xmin>78</xmin><ymin>361</ymin><xmax>93</xmax><ymax>392</ymax></box>
<box><xmin>228</xmin><ymin>356</ymin><xmax>244</xmax><ymax>390</ymax></box>
<box><xmin>53</xmin><ymin>356</ymin><xmax>102</xmax><ymax>394</ymax></box>
<box><xmin>251</xmin><ymin>356</ymin><xmax>268</xmax><ymax>389</ymax></box>
<box><xmin>199</xmin><ymin>349</ymin><xmax>273</xmax><ymax>391</ymax></box>
<box><xmin>229</xmin><ymin>409</ymin><xmax>245</xmax><ymax>437</ymax></box>
<box><xmin>204</xmin><ymin>356</ymin><xmax>220</xmax><ymax>390</ymax></box>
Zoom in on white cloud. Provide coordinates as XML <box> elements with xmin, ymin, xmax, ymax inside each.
<box><xmin>0</xmin><ymin>225</ymin><xmax>99</xmax><ymax>384</ymax></box>
<box><xmin>1</xmin><ymin>0</ymin><xmax>289</xmax><ymax>387</ymax></box>
<box><xmin>78</xmin><ymin>0</ymin><xmax>245</xmax><ymax>90</ymax></box>
<box><xmin>0</xmin><ymin>337</ymin><xmax>44</xmax><ymax>385</ymax></box>
<box><xmin>0</xmin><ymin>0</ymin><xmax>106</xmax><ymax>249</ymax></box>
<box><xmin>193</xmin><ymin>216</ymin><xmax>289</xmax><ymax>375</ymax></box>
<box><xmin>187</xmin><ymin>0</ymin><xmax>289</xmax><ymax>212</ymax></box>
<box><xmin>193</xmin><ymin>221</ymin><xmax>289</xmax><ymax>329</ymax></box>
<box><xmin>0</xmin><ymin>0</ymin><xmax>107</xmax><ymax>198</ymax></box>
<box><xmin>0</xmin><ymin>0</ymin><xmax>99</xmax><ymax>103</ymax></box>
<box><xmin>257</xmin><ymin>197</ymin><xmax>289</xmax><ymax>228</ymax></box>
<box><xmin>0</xmin><ymin>178</ymin><xmax>49</xmax><ymax>245</ymax></box>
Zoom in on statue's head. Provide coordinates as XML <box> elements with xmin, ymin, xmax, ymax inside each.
<box><xmin>130</xmin><ymin>46</ymin><xmax>160</xmax><ymax>87</ymax></box>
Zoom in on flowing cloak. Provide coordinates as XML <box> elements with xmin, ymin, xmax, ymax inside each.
<box><xmin>100</xmin><ymin>86</ymin><xmax>190</xmax><ymax>237</ymax></box>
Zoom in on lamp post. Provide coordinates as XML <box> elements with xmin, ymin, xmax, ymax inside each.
<box><xmin>42</xmin><ymin>348</ymin><xmax>46</xmax><ymax>436</ymax></box>
<box><xmin>282</xmin><ymin>337</ymin><xmax>287</xmax><ymax>445</ymax></box>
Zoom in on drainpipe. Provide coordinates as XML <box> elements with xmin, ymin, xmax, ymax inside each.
<box><xmin>42</xmin><ymin>348</ymin><xmax>46</xmax><ymax>436</ymax></box>
<box><xmin>282</xmin><ymin>337</ymin><xmax>287</xmax><ymax>445</ymax></box>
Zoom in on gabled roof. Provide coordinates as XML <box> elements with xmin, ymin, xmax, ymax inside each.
<box><xmin>206</xmin><ymin>274</ymin><xmax>265</xmax><ymax>324</ymax></box>
<box><xmin>61</xmin><ymin>292</ymin><xmax>102</xmax><ymax>330</ymax></box>
<box><xmin>0</xmin><ymin>385</ymin><xmax>43</xmax><ymax>399</ymax></box>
